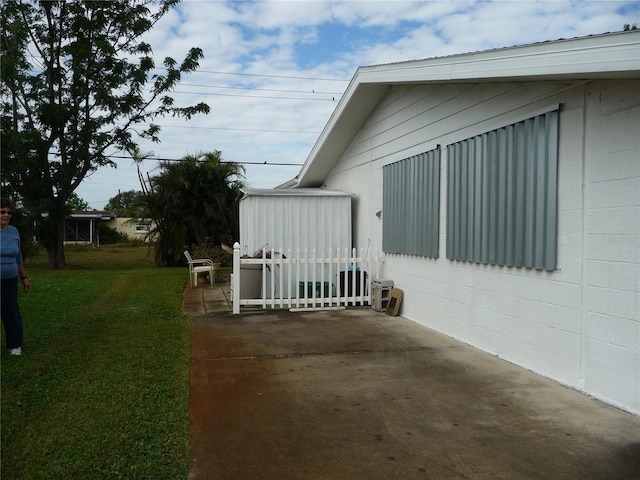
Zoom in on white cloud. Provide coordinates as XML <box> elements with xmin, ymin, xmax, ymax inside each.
<box><xmin>75</xmin><ymin>0</ymin><xmax>638</xmax><ymax>209</ymax></box>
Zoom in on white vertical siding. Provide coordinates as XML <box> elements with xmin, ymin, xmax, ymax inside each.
<box><xmin>322</xmin><ymin>79</ymin><xmax>640</xmax><ymax>415</ymax></box>
<box><xmin>239</xmin><ymin>191</ymin><xmax>352</xmax><ymax>256</ymax></box>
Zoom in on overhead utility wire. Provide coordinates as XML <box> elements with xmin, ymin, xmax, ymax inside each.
<box><xmin>149</xmin><ymin>125</ymin><xmax>320</xmax><ymax>134</ymax></box>
<box><xmin>107</xmin><ymin>154</ymin><xmax>303</xmax><ymax>166</ymax></box>
<box><xmin>109</xmin><ymin>123</ymin><xmax>319</xmax><ymax>134</ymax></box>
<box><xmin>171</xmin><ymin>89</ymin><xmax>339</xmax><ymax>101</ymax></box>
<box><xmin>180</xmin><ymin>83</ymin><xmax>342</xmax><ymax>95</ymax></box>
<box><xmin>24</xmin><ymin>55</ymin><xmax>349</xmax><ymax>84</ymax></box>
<box><xmin>23</xmin><ymin>55</ymin><xmax>346</xmax><ymax>98</ymax></box>
<box><xmin>193</xmin><ymin>70</ymin><xmax>350</xmax><ymax>82</ymax></box>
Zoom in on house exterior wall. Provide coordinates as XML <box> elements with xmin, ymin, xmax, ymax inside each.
<box><xmin>104</xmin><ymin>218</ymin><xmax>154</xmax><ymax>242</ymax></box>
<box><xmin>582</xmin><ymin>80</ymin><xmax>640</xmax><ymax>413</ymax></box>
<box><xmin>321</xmin><ymin>79</ymin><xmax>640</xmax><ymax>415</ymax></box>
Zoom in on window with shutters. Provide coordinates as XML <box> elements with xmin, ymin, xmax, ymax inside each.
<box><xmin>382</xmin><ymin>148</ymin><xmax>440</xmax><ymax>257</ymax></box>
<box><xmin>446</xmin><ymin>110</ymin><xmax>559</xmax><ymax>270</ymax></box>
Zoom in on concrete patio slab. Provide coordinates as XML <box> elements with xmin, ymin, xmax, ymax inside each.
<box><xmin>187</xmin><ymin>286</ymin><xmax>640</xmax><ymax>480</ymax></box>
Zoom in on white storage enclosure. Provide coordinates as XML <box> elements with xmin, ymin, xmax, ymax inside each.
<box><xmin>239</xmin><ymin>188</ymin><xmax>352</xmax><ymax>256</ymax></box>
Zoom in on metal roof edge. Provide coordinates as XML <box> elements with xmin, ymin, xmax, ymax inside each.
<box><xmin>69</xmin><ymin>210</ymin><xmax>117</xmax><ymax>219</ymax></box>
<box><xmin>361</xmin><ymin>30</ymin><xmax>640</xmax><ymax>71</ymax></box>
<box><xmin>292</xmin><ymin>30</ymin><xmax>640</xmax><ymax>188</ymax></box>
<box><xmin>356</xmin><ymin>30</ymin><xmax>640</xmax><ymax>84</ymax></box>
<box><xmin>241</xmin><ymin>188</ymin><xmax>352</xmax><ymax>198</ymax></box>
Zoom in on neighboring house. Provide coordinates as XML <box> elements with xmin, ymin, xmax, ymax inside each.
<box><xmin>105</xmin><ymin>217</ymin><xmax>155</xmax><ymax>242</ymax></box>
<box><xmin>65</xmin><ymin>212</ymin><xmax>154</xmax><ymax>244</ymax></box>
<box><xmin>283</xmin><ymin>31</ymin><xmax>640</xmax><ymax>415</ymax></box>
<box><xmin>65</xmin><ymin>211</ymin><xmax>117</xmax><ymax>244</ymax></box>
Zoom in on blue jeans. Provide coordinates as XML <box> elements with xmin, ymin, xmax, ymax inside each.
<box><xmin>1</xmin><ymin>277</ymin><xmax>24</xmax><ymax>349</ymax></box>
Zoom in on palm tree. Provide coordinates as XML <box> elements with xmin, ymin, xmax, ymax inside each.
<box><xmin>140</xmin><ymin>151</ymin><xmax>246</xmax><ymax>266</ymax></box>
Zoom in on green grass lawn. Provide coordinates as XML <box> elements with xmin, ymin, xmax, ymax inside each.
<box><xmin>1</xmin><ymin>245</ymin><xmax>191</xmax><ymax>479</ymax></box>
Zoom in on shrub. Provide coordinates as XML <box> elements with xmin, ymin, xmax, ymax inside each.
<box><xmin>98</xmin><ymin>223</ymin><xmax>129</xmax><ymax>245</ymax></box>
<box><xmin>190</xmin><ymin>242</ymin><xmax>231</xmax><ymax>267</ymax></box>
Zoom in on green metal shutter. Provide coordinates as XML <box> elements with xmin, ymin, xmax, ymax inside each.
<box><xmin>383</xmin><ymin>148</ymin><xmax>440</xmax><ymax>257</ymax></box>
<box><xmin>446</xmin><ymin>110</ymin><xmax>558</xmax><ymax>270</ymax></box>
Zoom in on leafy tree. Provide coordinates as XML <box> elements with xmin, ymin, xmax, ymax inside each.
<box><xmin>66</xmin><ymin>192</ymin><xmax>90</xmax><ymax>211</ymax></box>
<box><xmin>1</xmin><ymin>0</ymin><xmax>209</xmax><ymax>269</ymax></box>
<box><xmin>105</xmin><ymin>190</ymin><xmax>150</xmax><ymax>217</ymax></box>
<box><xmin>140</xmin><ymin>151</ymin><xmax>246</xmax><ymax>266</ymax></box>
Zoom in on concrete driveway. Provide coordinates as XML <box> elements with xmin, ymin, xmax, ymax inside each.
<box><xmin>185</xmin><ymin>286</ymin><xmax>640</xmax><ymax>480</ymax></box>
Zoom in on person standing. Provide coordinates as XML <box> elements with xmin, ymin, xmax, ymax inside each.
<box><xmin>0</xmin><ymin>197</ymin><xmax>31</xmax><ymax>355</ymax></box>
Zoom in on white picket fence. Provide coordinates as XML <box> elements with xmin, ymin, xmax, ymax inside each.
<box><xmin>231</xmin><ymin>242</ymin><xmax>382</xmax><ymax>314</ymax></box>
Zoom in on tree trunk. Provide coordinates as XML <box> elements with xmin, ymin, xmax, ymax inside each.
<box><xmin>46</xmin><ymin>216</ymin><xmax>66</xmax><ymax>270</ymax></box>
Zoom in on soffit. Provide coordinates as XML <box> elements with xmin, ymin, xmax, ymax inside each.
<box><xmin>292</xmin><ymin>31</ymin><xmax>640</xmax><ymax>188</ymax></box>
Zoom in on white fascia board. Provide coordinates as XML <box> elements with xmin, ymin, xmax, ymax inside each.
<box><xmin>292</xmin><ymin>31</ymin><xmax>640</xmax><ymax>188</ymax></box>
<box><xmin>359</xmin><ymin>32</ymin><xmax>640</xmax><ymax>84</ymax></box>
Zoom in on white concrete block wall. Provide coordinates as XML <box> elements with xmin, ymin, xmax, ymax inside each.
<box><xmin>323</xmin><ymin>79</ymin><xmax>640</xmax><ymax>415</ymax></box>
<box><xmin>581</xmin><ymin>79</ymin><xmax>640</xmax><ymax>413</ymax></box>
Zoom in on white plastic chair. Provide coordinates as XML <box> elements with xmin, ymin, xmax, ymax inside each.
<box><xmin>184</xmin><ymin>250</ymin><xmax>218</xmax><ymax>287</ymax></box>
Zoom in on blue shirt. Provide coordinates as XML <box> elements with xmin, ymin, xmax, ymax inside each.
<box><xmin>0</xmin><ymin>225</ymin><xmax>24</xmax><ymax>280</ymax></box>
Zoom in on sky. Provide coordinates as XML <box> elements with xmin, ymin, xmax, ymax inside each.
<box><xmin>74</xmin><ymin>0</ymin><xmax>640</xmax><ymax>210</ymax></box>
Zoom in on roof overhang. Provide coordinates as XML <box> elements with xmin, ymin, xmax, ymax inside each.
<box><xmin>241</xmin><ymin>188</ymin><xmax>352</xmax><ymax>199</ymax></box>
<box><xmin>290</xmin><ymin>31</ymin><xmax>640</xmax><ymax>188</ymax></box>
<box><xmin>69</xmin><ymin>211</ymin><xmax>117</xmax><ymax>220</ymax></box>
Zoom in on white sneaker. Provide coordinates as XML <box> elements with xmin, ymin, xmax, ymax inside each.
<box><xmin>9</xmin><ymin>347</ymin><xmax>22</xmax><ymax>356</ymax></box>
